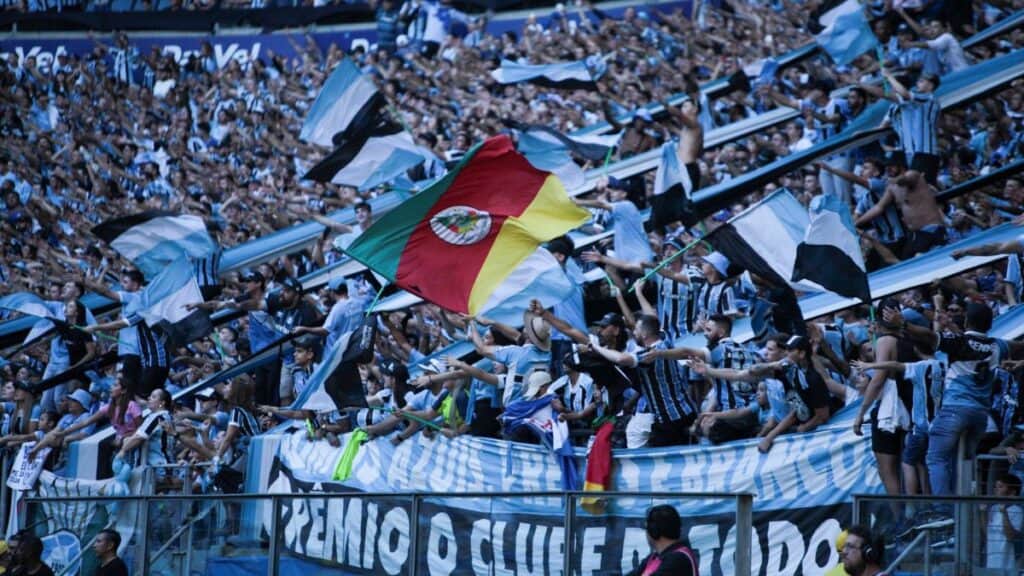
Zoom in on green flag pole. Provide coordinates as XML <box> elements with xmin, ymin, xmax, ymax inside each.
<box><xmin>629</xmin><ymin>236</ymin><xmax>704</xmax><ymax>293</ymax></box>
<box><xmin>365</xmin><ymin>283</ymin><xmax>388</xmax><ymax>317</ymax></box>
<box><xmin>73</xmin><ymin>325</ymin><xmax>119</xmax><ymax>344</ymax></box>
<box><xmin>601</xmin><ymin>146</ymin><xmax>613</xmax><ymax>175</ymax></box>
<box><xmin>369</xmin><ymin>405</ymin><xmax>444</xmax><ymax>431</ymax></box>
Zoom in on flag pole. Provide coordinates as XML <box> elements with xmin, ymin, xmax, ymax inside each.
<box><xmin>365</xmin><ymin>283</ymin><xmax>388</xmax><ymax>317</ymax></box>
<box><xmin>629</xmin><ymin>236</ymin><xmax>703</xmax><ymax>293</ymax></box>
<box><xmin>601</xmin><ymin>146</ymin><xmax>613</xmax><ymax>175</ymax></box>
<box><xmin>73</xmin><ymin>325</ymin><xmax>120</xmax><ymax>344</ymax></box>
<box><xmin>368</xmin><ymin>405</ymin><xmax>444</xmax><ymax>431</ymax></box>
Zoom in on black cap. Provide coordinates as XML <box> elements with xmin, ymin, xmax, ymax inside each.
<box><xmin>281</xmin><ymin>276</ymin><xmax>303</xmax><ymax>293</ymax></box>
<box><xmin>785</xmin><ymin>335</ymin><xmax>811</xmax><ymax>352</ymax></box>
<box><xmin>293</xmin><ymin>334</ymin><xmax>320</xmax><ymax>350</ymax></box>
<box><xmin>241</xmin><ymin>270</ymin><xmax>264</xmax><ymax>284</ymax></box>
<box><xmin>595</xmin><ymin>312</ymin><xmax>625</xmax><ymax>329</ymax></box>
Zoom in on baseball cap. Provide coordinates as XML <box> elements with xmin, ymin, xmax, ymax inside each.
<box><xmin>785</xmin><ymin>335</ymin><xmax>811</xmax><ymax>352</ymax></box>
<box><xmin>293</xmin><ymin>335</ymin><xmax>320</xmax><ymax>351</ymax></box>
<box><xmin>281</xmin><ymin>276</ymin><xmax>303</xmax><ymax>293</ymax></box>
<box><xmin>523</xmin><ymin>370</ymin><xmax>553</xmax><ymax>399</ymax></box>
<box><xmin>595</xmin><ymin>312</ymin><xmax>625</xmax><ymax>329</ymax></box>
<box><xmin>241</xmin><ymin>270</ymin><xmax>264</xmax><ymax>284</ymax></box>
<box><xmin>194</xmin><ymin>387</ymin><xmax>218</xmax><ymax>401</ymax></box>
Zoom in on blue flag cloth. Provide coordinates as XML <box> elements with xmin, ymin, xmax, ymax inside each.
<box><xmin>500</xmin><ymin>394</ymin><xmax>580</xmax><ymax>490</ymax></box>
<box><xmin>134</xmin><ymin>258</ymin><xmax>212</xmax><ymax>348</ymax></box>
<box><xmin>301</xmin><ymin>58</ymin><xmax>381</xmax><ymax>148</ymax></box>
<box><xmin>490</xmin><ymin>56</ymin><xmax>607</xmax><ymax>89</ymax></box>
<box><xmin>92</xmin><ymin>211</ymin><xmax>216</xmax><ymax>280</ymax></box>
<box><xmin>0</xmin><ymin>293</ymin><xmax>63</xmax><ymax>320</ymax></box>
<box><xmin>815</xmin><ymin>0</ymin><xmax>879</xmax><ymax>65</ymax></box>
<box><xmin>792</xmin><ymin>194</ymin><xmax>871</xmax><ymax>302</ymax></box>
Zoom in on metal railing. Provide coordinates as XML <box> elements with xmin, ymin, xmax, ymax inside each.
<box><xmin>852</xmin><ymin>494</ymin><xmax>1024</xmax><ymax>575</ymax></box>
<box><xmin>23</xmin><ymin>490</ymin><xmax>754</xmax><ymax>576</ymax></box>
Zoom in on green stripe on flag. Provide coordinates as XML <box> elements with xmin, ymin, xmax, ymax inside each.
<box><xmin>344</xmin><ymin>140</ymin><xmax>489</xmax><ymax>280</ymax></box>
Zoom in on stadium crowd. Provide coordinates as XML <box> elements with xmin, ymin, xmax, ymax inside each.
<box><xmin>0</xmin><ymin>0</ymin><xmax>1023</xmax><ymax>551</ymax></box>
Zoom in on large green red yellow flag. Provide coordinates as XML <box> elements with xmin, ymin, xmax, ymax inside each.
<box><xmin>345</xmin><ymin>134</ymin><xmax>589</xmax><ymax>315</ymax></box>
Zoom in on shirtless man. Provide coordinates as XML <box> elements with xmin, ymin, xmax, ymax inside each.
<box><xmin>855</xmin><ymin>170</ymin><xmax>946</xmax><ymax>259</ymax></box>
<box><xmin>665</xmin><ymin>93</ymin><xmax>704</xmax><ymax>192</ymax></box>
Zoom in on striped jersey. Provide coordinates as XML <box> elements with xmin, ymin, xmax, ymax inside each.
<box><xmin>694</xmin><ymin>280</ymin><xmax>739</xmax><ymax>322</ymax></box>
<box><xmin>889</xmin><ymin>91</ymin><xmax>941</xmax><ymax>156</ymax></box>
<box><xmin>855</xmin><ymin>176</ymin><xmax>905</xmax><ymax>245</ymax></box>
<box><xmin>708</xmin><ymin>338</ymin><xmax>763</xmax><ymax>410</ymax></box>
<box><xmin>632</xmin><ymin>340</ymin><xmax>698</xmax><ymax>424</ymax></box>
<box><xmin>657</xmin><ymin>265</ymin><xmax>703</xmax><ymax>342</ymax></box>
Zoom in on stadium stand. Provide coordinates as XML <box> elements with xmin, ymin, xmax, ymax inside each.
<box><xmin>1</xmin><ymin>0</ymin><xmax>1024</xmax><ymax>573</ymax></box>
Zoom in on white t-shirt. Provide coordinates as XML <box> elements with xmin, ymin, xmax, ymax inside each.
<box><xmin>927</xmin><ymin>33</ymin><xmax>969</xmax><ymax>73</ymax></box>
<box><xmin>986</xmin><ymin>504</ymin><xmax>1023</xmax><ymax>571</ymax></box>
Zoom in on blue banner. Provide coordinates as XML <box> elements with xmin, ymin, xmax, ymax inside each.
<box><xmin>0</xmin><ymin>1</ymin><xmax>689</xmax><ymax>76</ymax></box>
<box><xmin>258</xmin><ymin>404</ymin><xmax>883</xmax><ymax>575</ymax></box>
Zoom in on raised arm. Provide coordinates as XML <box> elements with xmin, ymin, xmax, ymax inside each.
<box><xmin>588</xmin><ymin>340</ymin><xmax>637</xmax><ymax>367</ymax></box>
<box><xmin>816</xmin><ymin>160</ymin><xmax>870</xmax><ymax>189</ymax></box>
<box><xmin>951</xmin><ymin>239</ymin><xmax>1024</xmax><ymax>259</ymax></box>
<box><xmin>311</xmin><ymin>213</ymin><xmax>354</xmax><ymax>234</ymax></box>
<box><xmin>857</xmin><ymin>81</ymin><xmax>899</xmax><ymax>103</ymax></box>
<box><xmin>854</xmin><ymin>186</ymin><xmax>895</xmax><ymax>227</ymax></box>
<box><xmin>881</xmin><ymin>69</ymin><xmax>912</xmax><ymax>100</ymax></box>
<box><xmin>467</xmin><ymin>320</ymin><xmax>498</xmax><ymax>359</ymax></box>
<box><xmin>574</xmin><ymin>196</ymin><xmax>614</xmax><ymax>211</ymax></box>
<box><xmin>850</xmin><ymin>359</ymin><xmax>908</xmax><ymax>373</ymax></box>
<box><xmin>691</xmin><ymin>358</ymin><xmax>779</xmax><ymax>382</ymax></box>
<box><xmin>533</xmin><ymin>302</ymin><xmax>588</xmax><ymax>345</ymax></box>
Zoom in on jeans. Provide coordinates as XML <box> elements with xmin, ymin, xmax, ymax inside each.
<box><xmin>926</xmin><ymin>404</ymin><xmax>988</xmax><ymax>495</ymax></box>
<box><xmin>40</xmin><ymin>360</ymin><xmax>70</xmax><ymax>413</ymax></box>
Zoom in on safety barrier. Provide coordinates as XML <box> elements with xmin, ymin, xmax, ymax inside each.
<box><xmin>21</xmin><ymin>490</ymin><xmax>754</xmax><ymax>576</ymax></box>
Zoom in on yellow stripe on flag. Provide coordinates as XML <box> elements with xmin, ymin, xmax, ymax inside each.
<box><xmin>467</xmin><ymin>175</ymin><xmax>589</xmax><ymax>314</ymax></box>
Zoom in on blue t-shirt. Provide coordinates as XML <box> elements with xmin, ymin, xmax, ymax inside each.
<box><xmin>937</xmin><ymin>331</ymin><xmax>1010</xmax><ymax>409</ymax></box>
<box><xmin>610</xmin><ymin>201</ymin><xmax>654</xmax><ymax>264</ymax></box>
<box><xmin>117</xmin><ymin>290</ymin><xmax>142</xmax><ymax>356</ymax></box>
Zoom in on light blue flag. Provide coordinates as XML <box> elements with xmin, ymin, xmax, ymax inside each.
<box><xmin>135</xmin><ymin>258</ymin><xmax>212</xmax><ymax>347</ymax></box>
<box><xmin>490</xmin><ymin>56</ymin><xmax>607</xmax><ymax>89</ymax></box>
<box><xmin>792</xmin><ymin>194</ymin><xmax>871</xmax><ymax>302</ymax></box>
<box><xmin>92</xmin><ymin>212</ymin><xmax>216</xmax><ymax>281</ymax></box>
<box><xmin>516</xmin><ymin>131</ymin><xmax>586</xmax><ymax>190</ymax></box>
<box><xmin>301</xmin><ymin>58</ymin><xmax>379</xmax><ymax>147</ymax></box>
<box><xmin>815</xmin><ymin>2</ymin><xmax>879</xmax><ymax>66</ymax></box>
<box><xmin>0</xmin><ymin>293</ymin><xmax>62</xmax><ymax>320</ymax></box>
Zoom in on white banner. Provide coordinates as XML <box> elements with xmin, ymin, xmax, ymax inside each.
<box><xmin>6</xmin><ymin>443</ymin><xmax>51</xmax><ymax>491</ymax></box>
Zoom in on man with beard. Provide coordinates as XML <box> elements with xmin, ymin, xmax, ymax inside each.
<box><xmin>840</xmin><ymin>525</ymin><xmax>887</xmax><ymax>576</ymax></box>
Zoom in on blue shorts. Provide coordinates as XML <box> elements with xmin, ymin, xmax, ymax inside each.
<box><xmin>902</xmin><ymin>429</ymin><xmax>929</xmax><ymax>465</ymax></box>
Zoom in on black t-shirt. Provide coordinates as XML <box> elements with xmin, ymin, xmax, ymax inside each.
<box><xmin>10</xmin><ymin>563</ymin><xmax>56</xmax><ymax>576</ymax></box>
<box><xmin>94</xmin><ymin>557</ymin><xmax>129</xmax><ymax>576</ymax></box>
<box><xmin>773</xmin><ymin>360</ymin><xmax>831</xmax><ymax>423</ymax></box>
<box><xmin>265</xmin><ymin>292</ymin><xmax>321</xmax><ymax>333</ymax></box>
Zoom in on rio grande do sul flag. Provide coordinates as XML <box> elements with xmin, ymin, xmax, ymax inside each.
<box><xmin>344</xmin><ymin>134</ymin><xmax>589</xmax><ymax>315</ymax></box>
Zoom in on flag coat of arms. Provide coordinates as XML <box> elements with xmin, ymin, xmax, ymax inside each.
<box><xmin>344</xmin><ymin>135</ymin><xmax>589</xmax><ymax>315</ymax></box>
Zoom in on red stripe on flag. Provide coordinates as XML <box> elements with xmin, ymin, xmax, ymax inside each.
<box><xmin>394</xmin><ymin>135</ymin><xmax>550</xmax><ymax>312</ymax></box>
